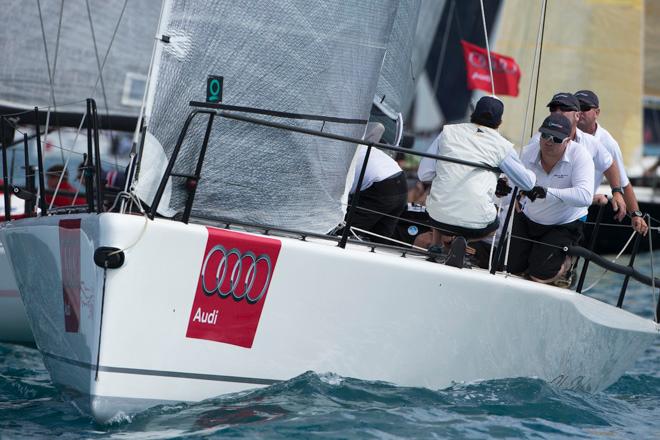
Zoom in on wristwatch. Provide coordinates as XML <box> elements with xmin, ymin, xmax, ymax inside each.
<box><xmin>611</xmin><ymin>187</ymin><xmax>623</xmax><ymax>195</ymax></box>
<box><xmin>631</xmin><ymin>210</ymin><xmax>643</xmax><ymax>218</ymax></box>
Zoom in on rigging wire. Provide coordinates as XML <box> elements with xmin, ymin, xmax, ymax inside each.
<box><xmin>503</xmin><ymin>0</ymin><xmax>548</xmax><ymax>273</ymax></box>
<box><xmin>50</xmin><ymin>112</ymin><xmax>88</xmax><ymax>210</ymax></box>
<box><xmin>85</xmin><ymin>0</ymin><xmax>119</xmax><ymax>172</ymax></box>
<box><xmin>431</xmin><ymin>0</ymin><xmax>455</xmax><ymax>93</ymax></box>
<box><xmin>121</xmin><ymin>0</ymin><xmax>169</xmax><ymax>214</ymax></box>
<box><xmin>478</xmin><ymin>0</ymin><xmax>495</xmax><ymax>96</ymax></box>
<box><xmin>36</xmin><ymin>0</ymin><xmax>66</xmax><ymax>165</ymax></box>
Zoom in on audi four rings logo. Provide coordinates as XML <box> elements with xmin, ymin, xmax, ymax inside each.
<box><xmin>200</xmin><ymin>245</ymin><xmax>273</xmax><ymax>304</ymax></box>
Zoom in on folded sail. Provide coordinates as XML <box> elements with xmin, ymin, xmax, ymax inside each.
<box><xmin>0</xmin><ymin>0</ymin><xmax>160</xmax><ymax>129</ymax></box>
<box><xmin>142</xmin><ymin>1</ymin><xmax>398</xmax><ymax>232</ymax></box>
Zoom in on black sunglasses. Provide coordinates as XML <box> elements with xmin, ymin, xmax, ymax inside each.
<box><xmin>579</xmin><ymin>105</ymin><xmax>595</xmax><ymax>111</ymax></box>
<box><xmin>549</xmin><ymin>105</ymin><xmax>578</xmax><ymax>112</ymax></box>
<box><xmin>540</xmin><ymin>132</ymin><xmax>566</xmax><ymax>144</ymax></box>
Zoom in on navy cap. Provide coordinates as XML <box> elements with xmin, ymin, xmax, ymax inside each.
<box><xmin>546</xmin><ymin>92</ymin><xmax>580</xmax><ymax>111</ymax></box>
<box><xmin>575</xmin><ymin>90</ymin><xmax>599</xmax><ymax>109</ymax></box>
<box><xmin>539</xmin><ymin>114</ymin><xmax>572</xmax><ymax>140</ymax></box>
<box><xmin>472</xmin><ymin>96</ymin><xmax>504</xmax><ymax>126</ymax></box>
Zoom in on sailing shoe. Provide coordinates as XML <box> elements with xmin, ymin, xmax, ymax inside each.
<box><xmin>445</xmin><ymin>237</ymin><xmax>467</xmax><ymax>268</ymax></box>
<box><xmin>552</xmin><ymin>256</ymin><xmax>577</xmax><ymax>289</ymax></box>
<box><xmin>426</xmin><ymin>245</ymin><xmax>445</xmax><ymax>262</ymax></box>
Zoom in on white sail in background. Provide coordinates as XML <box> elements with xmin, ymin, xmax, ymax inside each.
<box><xmin>0</xmin><ymin>0</ymin><xmax>161</xmax><ymax>129</ymax></box>
<box><xmin>494</xmin><ymin>0</ymin><xmax>642</xmax><ymax>166</ymax></box>
<box><xmin>645</xmin><ymin>0</ymin><xmax>660</xmax><ymax>104</ymax></box>
<box><xmin>142</xmin><ymin>1</ymin><xmax>398</xmax><ymax>232</ymax></box>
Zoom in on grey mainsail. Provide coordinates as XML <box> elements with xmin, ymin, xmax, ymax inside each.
<box><xmin>0</xmin><ymin>0</ymin><xmax>160</xmax><ymax>129</ymax></box>
<box><xmin>141</xmin><ymin>1</ymin><xmax>398</xmax><ymax>232</ymax></box>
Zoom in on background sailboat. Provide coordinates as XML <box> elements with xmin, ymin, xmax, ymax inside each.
<box><xmin>0</xmin><ymin>0</ymin><xmax>161</xmax><ymax>344</ymax></box>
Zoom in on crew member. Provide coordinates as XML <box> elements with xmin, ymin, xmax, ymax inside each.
<box><xmin>532</xmin><ymin>92</ymin><xmax>627</xmax><ymax>220</ymax></box>
<box><xmin>509</xmin><ymin>114</ymin><xmax>594</xmax><ymax>283</ymax></box>
<box><xmin>418</xmin><ymin>96</ymin><xmax>535</xmax><ymax>267</ymax></box>
<box><xmin>576</xmin><ymin>89</ymin><xmax>648</xmax><ymax>235</ymax></box>
<box><xmin>345</xmin><ymin>124</ymin><xmax>407</xmax><ymax>243</ymax></box>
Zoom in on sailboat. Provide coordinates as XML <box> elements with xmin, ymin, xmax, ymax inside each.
<box><xmin>0</xmin><ymin>0</ymin><xmax>160</xmax><ymax>344</ymax></box>
<box><xmin>1</xmin><ymin>0</ymin><xmax>658</xmax><ymax>424</ymax></box>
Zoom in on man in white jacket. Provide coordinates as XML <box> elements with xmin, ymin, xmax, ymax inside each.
<box><xmin>418</xmin><ymin>96</ymin><xmax>535</xmax><ymax>266</ymax></box>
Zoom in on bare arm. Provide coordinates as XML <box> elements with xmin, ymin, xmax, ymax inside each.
<box><xmin>603</xmin><ymin>162</ymin><xmax>626</xmax><ymax>221</ymax></box>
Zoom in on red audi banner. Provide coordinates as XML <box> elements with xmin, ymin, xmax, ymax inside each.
<box><xmin>460</xmin><ymin>40</ymin><xmax>521</xmax><ymax>97</ymax></box>
<box><xmin>186</xmin><ymin>227</ymin><xmax>282</xmax><ymax>348</ymax></box>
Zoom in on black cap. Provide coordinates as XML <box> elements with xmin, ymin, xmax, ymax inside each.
<box><xmin>546</xmin><ymin>92</ymin><xmax>580</xmax><ymax>111</ymax></box>
<box><xmin>539</xmin><ymin>114</ymin><xmax>572</xmax><ymax>140</ymax></box>
<box><xmin>575</xmin><ymin>90</ymin><xmax>599</xmax><ymax>109</ymax></box>
<box><xmin>472</xmin><ymin>96</ymin><xmax>504</xmax><ymax>127</ymax></box>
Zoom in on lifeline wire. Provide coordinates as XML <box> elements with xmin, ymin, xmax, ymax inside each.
<box><xmin>350</xmin><ymin>226</ymin><xmax>427</xmax><ymax>252</ymax></box>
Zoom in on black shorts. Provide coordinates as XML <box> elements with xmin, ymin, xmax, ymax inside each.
<box><xmin>346</xmin><ymin>172</ymin><xmax>407</xmax><ymax>243</ymax></box>
<box><xmin>428</xmin><ymin>216</ymin><xmax>500</xmax><ymax>240</ymax></box>
<box><xmin>392</xmin><ymin>204</ymin><xmax>433</xmax><ymax>244</ymax></box>
<box><xmin>507</xmin><ymin>212</ymin><xmax>584</xmax><ymax>280</ymax></box>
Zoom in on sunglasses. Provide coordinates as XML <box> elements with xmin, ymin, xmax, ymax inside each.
<box><xmin>549</xmin><ymin>105</ymin><xmax>578</xmax><ymax>112</ymax></box>
<box><xmin>540</xmin><ymin>132</ymin><xmax>566</xmax><ymax>144</ymax></box>
<box><xmin>580</xmin><ymin>105</ymin><xmax>595</xmax><ymax>111</ymax></box>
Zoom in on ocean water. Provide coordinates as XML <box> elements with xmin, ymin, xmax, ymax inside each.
<box><xmin>1</xmin><ymin>253</ymin><xmax>659</xmax><ymax>439</ymax></box>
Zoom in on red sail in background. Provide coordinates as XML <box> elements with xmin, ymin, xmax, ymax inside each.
<box><xmin>460</xmin><ymin>40</ymin><xmax>521</xmax><ymax>97</ymax></box>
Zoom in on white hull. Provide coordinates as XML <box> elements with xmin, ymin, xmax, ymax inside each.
<box><xmin>1</xmin><ymin>213</ymin><xmax>658</xmax><ymax>423</ymax></box>
<box><xmin>0</xmin><ymin>243</ymin><xmax>32</xmax><ymax>344</ymax></box>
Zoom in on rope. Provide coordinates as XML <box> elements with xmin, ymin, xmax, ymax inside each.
<box><xmin>349</xmin><ymin>226</ymin><xmax>428</xmax><ymax>252</ymax></box>
<box><xmin>478</xmin><ymin>0</ymin><xmax>495</xmax><ymax>96</ymax></box>
<box><xmin>106</xmin><ymin>191</ymin><xmax>149</xmax><ymax>257</ymax></box>
<box><xmin>648</xmin><ymin>214</ymin><xmax>657</xmax><ymax>321</ymax></box>
<box><xmin>488</xmin><ymin>201</ymin><xmax>503</xmax><ymax>273</ymax></box>
<box><xmin>580</xmin><ymin>230</ymin><xmax>636</xmax><ymax>293</ymax></box>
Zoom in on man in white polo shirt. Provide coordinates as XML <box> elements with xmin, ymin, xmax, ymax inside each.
<box><xmin>508</xmin><ymin>114</ymin><xmax>594</xmax><ymax>283</ymax></box>
<box><xmin>576</xmin><ymin>90</ymin><xmax>648</xmax><ymax>235</ymax></box>
<box><xmin>418</xmin><ymin>96</ymin><xmax>536</xmax><ymax>267</ymax></box>
<box><xmin>531</xmin><ymin>93</ymin><xmax>627</xmax><ymax>221</ymax></box>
